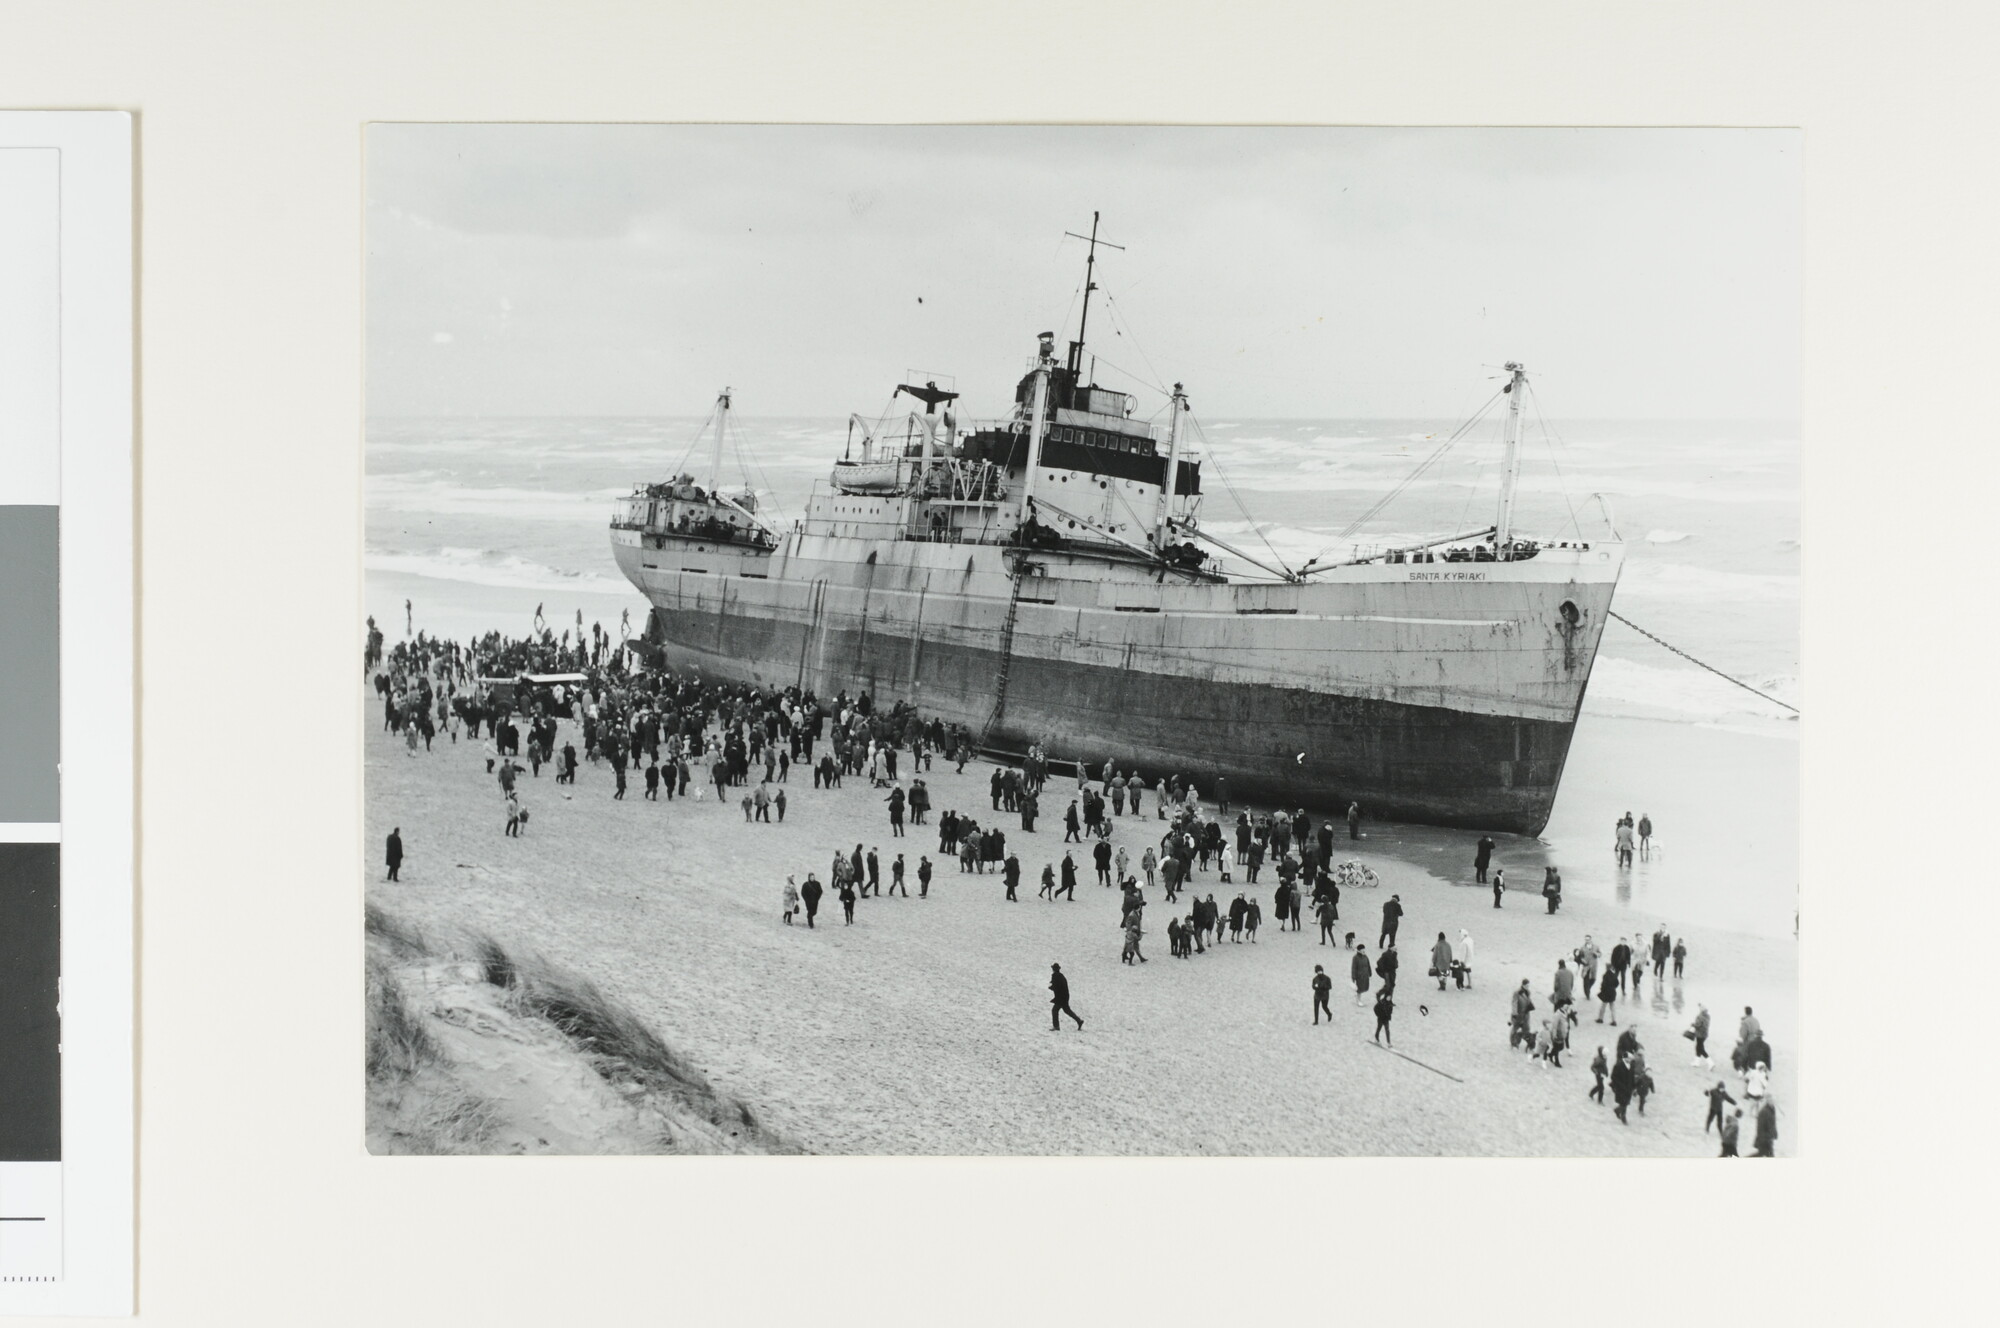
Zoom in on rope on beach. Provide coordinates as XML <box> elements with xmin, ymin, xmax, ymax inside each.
<box><xmin>1606</xmin><ymin>611</ymin><xmax>1799</xmax><ymax>715</ymax></box>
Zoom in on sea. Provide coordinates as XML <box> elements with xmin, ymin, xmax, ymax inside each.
<box><xmin>366</xmin><ymin>415</ymin><xmax>1800</xmax><ymax>939</ymax></box>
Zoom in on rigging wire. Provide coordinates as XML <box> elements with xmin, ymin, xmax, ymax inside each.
<box><xmin>1608</xmin><ymin>611</ymin><xmax>1799</xmax><ymax>715</ymax></box>
<box><xmin>1525</xmin><ymin>380</ymin><xmax>1582</xmax><ymax>539</ymax></box>
<box><xmin>1302</xmin><ymin>389</ymin><xmax>1505</xmax><ymax>566</ymax></box>
<box><xmin>1185</xmin><ymin>410</ymin><xmax>1292</xmax><ymax>574</ymax></box>
<box><xmin>667</xmin><ymin>400</ymin><xmax>722</xmax><ymax>481</ymax></box>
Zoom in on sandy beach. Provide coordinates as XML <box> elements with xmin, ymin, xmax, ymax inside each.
<box><xmin>364</xmin><ymin>687</ymin><xmax>1796</xmax><ymax>1156</ymax></box>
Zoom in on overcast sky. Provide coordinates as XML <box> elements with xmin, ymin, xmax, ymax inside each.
<box><xmin>367</xmin><ymin>125</ymin><xmax>1799</xmax><ymax>421</ymax></box>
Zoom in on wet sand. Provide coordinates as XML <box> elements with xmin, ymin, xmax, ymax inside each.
<box><xmin>364</xmin><ymin>690</ymin><xmax>1797</xmax><ymax>1155</ymax></box>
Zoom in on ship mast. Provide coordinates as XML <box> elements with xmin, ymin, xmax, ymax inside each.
<box><xmin>1495</xmin><ymin>362</ymin><xmax>1526</xmax><ymax>557</ymax></box>
<box><xmin>708</xmin><ymin>387</ymin><xmax>732</xmax><ymax>492</ymax></box>
<box><xmin>1062</xmin><ymin>212</ymin><xmax>1123</xmax><ymax>378</ymax></box>
<box><xmin>1020</xmin><ymin>335</ymin><xmax>1055</xmax><ymax>518</ymax></box>
<box><xmin>1156</xmin><ymin>381</ymin><xmax>1186</xmax><ymax>551</ymax></box>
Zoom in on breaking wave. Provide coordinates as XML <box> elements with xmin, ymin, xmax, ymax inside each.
<box><xmin>366</xmin><ymin>546</ymin><xmax>631</xmax><ymax>594</ymax></box>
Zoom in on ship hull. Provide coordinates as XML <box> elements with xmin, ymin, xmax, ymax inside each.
<box><xmin>613</xmin><ymin>530</ymin><xmax>1621</xmax><ymax>834</ymax></box>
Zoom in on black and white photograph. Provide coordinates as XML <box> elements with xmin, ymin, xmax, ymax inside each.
<box><xmin>363</xmin><ymin>124</ymin><xmax>1799</xmax><ymax>1157</ymax></box>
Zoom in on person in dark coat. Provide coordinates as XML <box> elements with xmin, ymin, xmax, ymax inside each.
<box><xmin>1371</xmin><ymin>990</ymin><xmax>1395</xmax><ymax>1044</ymax></box>
<box><xmin>1049</xmin><ymin>962</ymin><xmax>1083</xmax><ymax>1031</ymax></box>
<box><xmin>1705</xmin><ymin>1081</ymin><xmax>1737</xmax><ymax>1133</ymax></box>
<box><xmin>1378</xmin><ymin>894</ymin><xmax>1402</xmax><ymax>949</ymax></box>
<box><xmin>386</xmin><ymin>828</ymin><xmax>403</xmax><ymax>881</ymax></box>
<box><xmin>1094</xmin><ymin>838</ymin><xmax>1113</xmax><ymax>887</ymax></box>
<box><xmin>1589</xmin><ymin>1046</ymin><xmax>1608</xmax><ymax>1103</ymax></box>
<box><xmin>1610</xmin><ymin>1053</ymin><xmax>1637</xmax><ymax>1123</ymax></box>
<box><xmin>1350</xmin><ymin>945</ymin><xmax>1372</xmax><ymax>1005</ymax></box>
<box><xmin>1346</xmin><ymin>801</ymin><xmax>1362</xmax><ymax>839</ymax></box>
<box><xmin>838</xmin><ymin>878</ymin><xmax>857</xmax><ymax>925</ymax></box>
<box><xmin>800</xmin><ymin>874</ymin><xmax>823</xmax><ymax>929</ymax></box>
<box><xmin>1003</xmin><ymin>853</ymin><xmax>1021</xmax><ymax>901</ymax></box>
<box><xmin>1375</xmin><ymin>944</ymin><xmax>1399</xmax><ymax>998</ymax></box>
<box><xmin>1509</xmin><ymin>979</ymin><xmax>1537</xmax><ymax>1049</ymax></box>
<box><xmin>1474</xmin><ymin>834</ymin><xmax>1494</xmax><ymax>883</ymax></box>
<box><xmin>1064</xmin><ymin>801</ymin><xmax>1082</xmax><ymax>842</ymax></box>
<box><xmin>1312</xmin><ymin>965</ymin><xmax>1334</xmax><ymax>1024</ymax></box>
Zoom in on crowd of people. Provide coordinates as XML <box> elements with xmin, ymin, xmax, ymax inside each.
<box><xmin>371</xmin><ymin>612</ymin><xmax>1779</xmax><ymax>1157</ymax></box>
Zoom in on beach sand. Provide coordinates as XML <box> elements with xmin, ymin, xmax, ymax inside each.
<box><xmin>364</xmin><ymin>692</ymin><xmax>1796</xmax><ymax>1155</ymax></box>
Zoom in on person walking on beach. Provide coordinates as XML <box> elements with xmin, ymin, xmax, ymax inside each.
<box><xmin>1474</xmin><ymin>834</ymin><xmax>1494</xmax><ymax>884</ymax></box>
<box><xmin>1491</xmin><ymin>867</ymin><xmax>1505</xmax><ymax>908</ymax></box>
<box><xmin>889</xmin><ymin>854</ymin><xmax>907</xmax><ymax>897</ymax></box>
<box><xmin>1575</xmin><ymin>935</ymin><xmax>1601</xmax><ymax>996</ymax></box>
<box><xmin>1672</xmin><ymin>937</ymin><xmax>1687</xmax><ymax>979</ymax></box>
<box><xmin>1719</xmin><ymin>1107</ymin><xmax>1743</xmax><ymax>1157</ymax></box>
<box><xmin>1064</xmin><ymin>801</ymin><xmax>1081</xmax><ymax>843</ymax></box>
<box><xmin>1651</xmin><ymin>926</ymin><xmax>1671</xmax><ymax>980</ymax></box>
<box><xmin>1351</xmin><ymin>944</ymin><xmax>1372</xmax><ymax>1005</ymax></box>
<box><xmin>1689</xmin><ymin>1004</ymin><xmax>1712</xmax><ymax>1065</ymax></box>
<box><xmin>1375</xmin><ymin>944</ymin><xmax>1398</xmax><ymax>998</ymax></box>
<box><xmin>1610</xmin><ymin>937</ymin><xmax>1634</xmax><ymax>995</ymax></box>
<box><xmin>1509</xmin><ymin>979</ymin><xmax>1536</xmax><ymax>1050</ymax></box>
<box><xmin>1595</xmin><ymin>968</ymin><xmax>1618</xmax><ymax>1025</ymax></box>
<box><xmin>917</xmin><ymin>855</ymin><xmax>932</xmax><ymax>898</ymax></box>
<box><xmin>782</xmin><ymin>877</ymin><xmax>800</xmax><ymax>925</ymax></box>
<box><xmin>1372</xmin><ymin>989</ymin><xmax>1395</xmax><ymax>1045</ymax></box>
<box><xmin>1614</xmin><ymin>817</ymin><xmax>1635</xmax><ymax>868</ymax></box>
<box><xmin>1317</xmin><ymin>895</ymin><xmax>1339</xmax><ymax>946</ymax></box>
<box><xmin>1347</xmin><ymin>801</ymin><xmax>1361</xmax><ymax>840</ymax></box>
<box><xmin>1753</xmin><ymin>1098</ymin><xmax>1778</xmax><ymax>1157</ymax></box>
<box><xmin>1038</xmin><ymin>863</ymin><xmax>1055</xmax><ymax>900</ymax></box>
<box><xmin>1094</xmin><ymin>838</ymin><xmax>1113</xmax><ymax>888</ymax></box>
<box><xmin>1454</xmin><ymin>928</ymin><xmax>1474</xmax><ymax>989</ymax></box>
<box><xmin>1313</xmin><ymin>965</ymin><xmax>1334</xmax><ymax>1024</ymax></box>
<box><xmin>1057</xmin><ymin>853</ymin><xmax>1077</xmax><ymax>900</ymax></box>
<box><xmin>838</xmin><ymin>878</ymin><xmax>857</xmax><ymax>925</ymax></box>
<box><xmin>1379</xmin><ymin>894</ymin><xmax>1402</xmax><ymax>949</ymax></box>
<box><xmin>1610</xmin><ymin>1053</ymin><xmax>1636</xmax><ymax>1123</ymax></box>
<box><xmin>1431</xmin><ymin>932</ymin><xmax>1453</xmax><ymax>992</ymax></box>
<box><xmin>386</xmin><ymin>827</ymin><xmax>403</xmax><ymax>882</ymax></box>
<box><xmin>1589</xmin><ymin>1046</ymin><xmax>1608</xmax><ymax>1103</ymax></box>
<box><xmin>505</xmin><ymin>793</ymin><xmax>523</xmax><ymax>837</ymax></box>
<box><xmin>1049</xmin><ymin>963</ymin><xmax>1084</xmax><ymax>1031</ymax></box>
<box><xmin>886</xmin><ymin>785</ymin><xmax>906</xmax><ymax>836</ymax></box>
<box><xmin>800</xmin><ymin>873</ymin><xmax>823</xmax><ymax>928</ymax></box>
<box><xmin>1637</xmin><ymin>813</ymin><xmax>1653</xmax><ymax>858</ymax></box>
<box><xmin>1003</xmin><ymin>853</ymin><xmax>1021</xmax><ymax>902</ymax></box>
<box><xmin>1704</xmin><ymin>1080</ymin><xmax>1737</xmax><ymax>1133</ymax></box>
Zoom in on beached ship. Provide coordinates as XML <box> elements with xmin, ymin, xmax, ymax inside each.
<box><xmin>610</xmin><ymin>220</ymin><xmax>1623</xmax><ymax>832</ymax></box>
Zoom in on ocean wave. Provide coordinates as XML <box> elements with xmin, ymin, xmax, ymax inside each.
<box><xmin>367</xmin><ymin>473</ymin><xmax>623</xmax><ymax>522</ymax></box>
<box><xmin>1585</xmin><ymin>654</ymin><xmax>1799</xmax><ymax>725</ymax></box>
<box><xmin>367</xmin><ymin>546</ymin><xmax>633</xmax><ymax>594</ymax></box>
<box><xmin>1644</xmin><ymin>529</ymin><xmax>1690</xmax><ymax>544</ymax></box>
<box><xmin>1619</xmin><ymin>561</ymin><xmax>1798</xmax><ymax>602</ymax></box>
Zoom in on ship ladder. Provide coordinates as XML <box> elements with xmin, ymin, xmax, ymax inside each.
<box><xmin>977</xmin><ymin>558</ymin><xmax>1031</xmax><ymax>748</ymax></box>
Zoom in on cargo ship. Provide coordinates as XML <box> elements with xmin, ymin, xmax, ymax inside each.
<box><xmin>610</xmin><ymin>220</ymin><xmax>1623</xmax><ymax>832</ymax></box>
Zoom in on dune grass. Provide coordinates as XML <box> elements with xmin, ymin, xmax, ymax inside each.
<box><xmin>471</xmin><ymin>935</ymin><xmax>789</xmax><ymax>1151</ymax></box>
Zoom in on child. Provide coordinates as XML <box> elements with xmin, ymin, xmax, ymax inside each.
<box><xmin>839</xmin><ymin>879</ymin><xmax>857</xmax><ymax>925</ymax></box>
<box><xmin>782</xmin><ymin>876</ymin><xmax>799</xmax><ymax>926</ymax></box>
<box><xmin>1719</xmin><ymin>1107</ymin><xmax>1743</xmax><ymax>1157</ymax></box>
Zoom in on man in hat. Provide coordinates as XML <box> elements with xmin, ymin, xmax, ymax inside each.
<box><xmin>386</xmin><ymin>827</ymin><xmax>403</xmax><ymax>881</ymax></box>
<box><xmin>1049</xmin><ymin>963</ymin><xmax>1083</xmax><ymax>1031</ymax></box>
